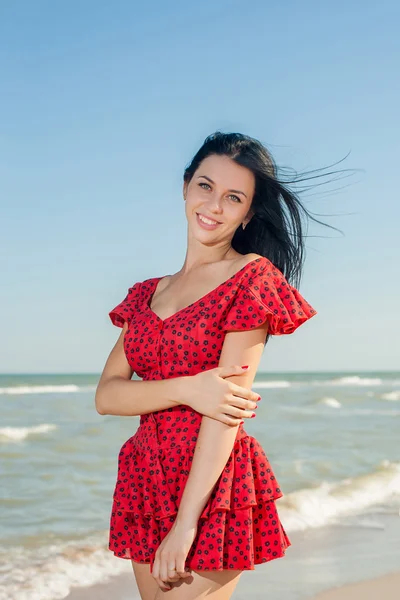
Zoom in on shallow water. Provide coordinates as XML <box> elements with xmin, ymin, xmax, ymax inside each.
<box><xmin>1</xmin><ymin>370</ymin><xmax>399</xmax><ymax>599</ymax></box>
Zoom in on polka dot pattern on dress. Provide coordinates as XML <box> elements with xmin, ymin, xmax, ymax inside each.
<box><xmin>107</xmin><ymin>256</ymin><xmax>317</xmax><ymax>571</ymax></box>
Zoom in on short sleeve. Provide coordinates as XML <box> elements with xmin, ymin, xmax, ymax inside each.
<box><xmin>109</xmin><ymin>281</ymin><xmax>141</xmax><ymax>328</ymax></box>
<box><xmin>221</xmin><ymin>267</ymin><xmax>317</xmax><ymax>335</ymax></box>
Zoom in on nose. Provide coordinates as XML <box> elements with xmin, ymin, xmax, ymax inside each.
<box><xmin>206</xmin><ymin>194</ymin><xmax>224</xmax><ymax>215</ymax></box>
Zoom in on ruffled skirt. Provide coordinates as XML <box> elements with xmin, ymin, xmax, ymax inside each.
<box><xmin>108</xmin><ymin>417</ymin><xmax>291</xmax><ymax>571</ymax></box>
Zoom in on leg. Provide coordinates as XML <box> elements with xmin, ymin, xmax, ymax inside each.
<box><xmin>131</xmin><ymin>560</ymin><xmax>159</xmax><ymax>600</ymax></box>
<box><xmin>153</xmin><ymin>569</ymin><xmax>243</xmax><ymax>600</ymax></box>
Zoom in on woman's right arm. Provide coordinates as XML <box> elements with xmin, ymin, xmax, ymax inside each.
<box><xmin>95</xmin><ymin>322</ymin><xmax>188</xmax><ymax>416</ymax></box>
<box><xmin>95</xmin><ymin>322</ymin><xmax>259</xmax><ymax>421</ymax></box>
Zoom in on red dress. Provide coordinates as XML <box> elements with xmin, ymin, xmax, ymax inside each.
<box><xmin>107</xmin><ymin>256</ymin><xmax>317</xmax><ymax>571</ymax></box>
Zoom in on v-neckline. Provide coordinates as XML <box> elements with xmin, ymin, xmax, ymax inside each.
<box><xmin>145</xmin><ymin>257</ymin><xmax>264</xmax><ymax>324</ymax></box>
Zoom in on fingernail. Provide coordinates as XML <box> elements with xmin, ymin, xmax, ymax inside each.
<box><xmin>240</xmin><ymin>420</ymin><xmax>244</xmax><ymax>424</ymax></box>
<box><xmin>254</xmin><ymin>405</ymin><xmax>258</xmax><ymax>409</ymax></box>
<box><xmin>241</xmin><ymin>365</ymin><xmax>249</xmax><ymax>369</ymax></box>
<box><xmin>257</xmin><ymin>396</ymin><xmax>261</xmax><ymax>400</ymax></box>
<box><xmin>251</xmin><ymin>413</ymin><xmax>256</xmax><ymax>418</ymax></box>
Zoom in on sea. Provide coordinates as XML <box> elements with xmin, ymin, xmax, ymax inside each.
<box><xmin>1</xmin><ymin>370</ymin><xmax>399</xmax><ymax>600</ymax></box>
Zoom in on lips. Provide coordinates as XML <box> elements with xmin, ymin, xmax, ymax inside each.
<box><xmin>196</xmin><ymin>213</ymin><xmax>222</xmax><ymax>225</ymax></box>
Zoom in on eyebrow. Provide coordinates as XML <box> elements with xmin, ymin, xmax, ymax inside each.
<box><xmin>197</xmin><ymin>175</ymin><xmax>248</xmax><ymax>199</ymax></box>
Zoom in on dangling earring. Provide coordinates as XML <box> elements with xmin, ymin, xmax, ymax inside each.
<box><xmin>242</xmin><ymin>222</ymin><xmax>247</xmax><ymax>230</ymax></box>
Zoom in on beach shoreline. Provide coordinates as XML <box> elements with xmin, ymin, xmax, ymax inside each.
<box><xmin>65</xmin><ymin>571</ymin><xmax>138</xmax><ymax>600</ymax></box>
<box><xmin>64</xmin><ymin>516</ymin><xmax>400</xmax><ymax>600</ymax></box>
<box><xmin>308</xmin><ymin>570</ymin><xmax>400</xmax><ymax>600</ymax></box>
<box><xmin>65</xmin><ymin>567</ymin><xmax>400</xmax><ymax>600</ymax></box>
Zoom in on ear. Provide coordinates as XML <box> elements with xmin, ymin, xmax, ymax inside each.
<box><xmin>183</xmin><ymin>181</ymin><xmax>188</xmax><ymax>199</ymax></box>
<box><xmin>244</xmin><ymin>208</ymin><xmax>255</xmax><ymax>224</ymax></box>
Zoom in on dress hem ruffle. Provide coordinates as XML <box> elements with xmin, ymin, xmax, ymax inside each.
<box><xmin>109</xmin><ymin>429</ymin><xmax>291</xmax><ymax>571</ymax></box>
<box><xmin>111</xmin><ymin>433</ymin><xmax>284</xmax><ymax>522</ymax></box>
<box><xmin>109</xmin><ymin>498</ymin><xmax>291</xmax><ymax>570</ymax></box>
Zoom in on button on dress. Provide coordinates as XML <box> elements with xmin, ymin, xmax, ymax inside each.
<box><xmin>107</xmin><ymin>256</ymin><xmax>317</xmax><ymax>571</ymax></box>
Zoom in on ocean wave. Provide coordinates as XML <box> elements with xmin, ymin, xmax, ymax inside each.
<box><xmin>278</xmin><ymin>404</ymin><xmax>400</xmax><ymax>416</ymax></box>
<box><xmin>380</xmin><ymin>390</ymin><xmax>400</xmax><ymax>401</ymax></box>
<box><xmin>278</xmin><ymin>460</ymin><xmax>400</xmax><ymax>532</ymax></box>
<box><xmin>0</xmin><ymin>533</ymin><xmax>129</xmax><ymax>600</ymax></box>
<box><xmin>317</xmin><ymin>397</ymin><xmax>342</xmax><ymax>408</ymax></box>
<box><xmin>253</xmin><ymin>375</ymin><xmax>398</xmax><ymax>390</ymax></box>
<box><xmin>1</xmin><ymin>461</ymin><xmax>399</xmax><ymax>599</ymax></box>
<box><xmin>0</xmin><ymin>424</ymin><xmax>57</xmax><ymax>442</ymax></box>
<box><xmin>0</xmin><ymin>384</ymin><xmax>96</xmax><ymax>395</ymax></box>
<box><xmin>323</xmin><ymin>376</ymin><xmax>383</xmax><ymax>387</ymax></box>
<box><xmin>253</xmin><ymin>380</ymin><xmax>291</xmax><ymax>389</ymax></box>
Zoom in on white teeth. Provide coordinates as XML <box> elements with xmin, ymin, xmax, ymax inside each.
<box><xmin>198</xmin><ymin>214</ymin><xmax>219</xmax><ymax>225</ymax></box>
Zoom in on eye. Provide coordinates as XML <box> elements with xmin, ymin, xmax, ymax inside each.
<box><xmin>198</xmin><ymin>182</ymin><xmax>241</xmax><ymax>202</ymax></box>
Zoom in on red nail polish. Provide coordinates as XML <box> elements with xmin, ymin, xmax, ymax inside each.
<box><xmin>251</xmin><ymin>414</ymin><xmax>256</xmax><ymax>418</ymax></box>
<box><xmin>257</xmin><ymin>396</ymin><xmax>261</xmax><ymax>400</ymax></box>
<box><xmin>241</xmin><ymin>365</ymin><xmax>249</xmax><ymax>369</ymax></box>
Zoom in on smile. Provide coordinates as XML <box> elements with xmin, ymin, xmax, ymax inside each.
<box><xmin>196</xmin><ymin>213</ymin><xmax>222</xmax><ymax>229</ymax></box>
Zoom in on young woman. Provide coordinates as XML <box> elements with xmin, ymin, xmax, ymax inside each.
<box><xmin>96</xmin><ymin>131</ymin><xmax>320</xmax><ymax>600</ymax></box>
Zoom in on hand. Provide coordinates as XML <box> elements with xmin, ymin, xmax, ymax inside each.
<box><xmin>151</xmin><ymin>520</ymin><xmax>197</xmax><ymax>591</ymax></box>
<box><xmin>184</xmin><ymin>365</ymin><xmax>260</xmax><ymax>426</ymax></box>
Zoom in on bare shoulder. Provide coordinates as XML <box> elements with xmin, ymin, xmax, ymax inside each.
<box><xmin>239</xmin><ymin>252</ymin><xmax>264</xmax><ymax>263</ymax></box>
<box><xmin>234</xmin><ymin>252</ymin><xmax>265</xmax><ymax>271</ymax></box>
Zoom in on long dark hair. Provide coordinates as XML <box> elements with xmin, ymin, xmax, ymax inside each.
<box><xmin>184</xmin><ymin>131</ymin><xmax>353</xmax><ymax>289</ymax></box>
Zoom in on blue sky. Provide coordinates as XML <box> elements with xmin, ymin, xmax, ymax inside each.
<box><xmin>1</xmin><ymin>0</ymin><xmax>399</xmax><ymax>373</ymax></box>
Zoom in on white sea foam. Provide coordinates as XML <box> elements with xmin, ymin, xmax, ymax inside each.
<box><xmin>278</xmin><ymin>460</ymin><xmax>400</xmax><ymax>532</ymax></box>
<box><xmin>0</xmin><ymin>384</ymin><xmax>96</xmax><ymax>395</ymax></box>
<box><xmin>350</xmin><ymin>408</ymin><xmax>400</xmax><ymax>415</ymax></box>
<box><xmin>380</xmin><ymin>390</ymin><xmax>400</xmax><ymax>401</ymax></box>
<box><xmin>1</xmin><ymin>462</ymin><xmax>399</xmax><ymax>600</ymax></box>
<box><xmin>253</xmin><ymin>380</ymin><xmax>291</xmax><ymax>389</ymax></box>
<box><xmin>0</xmin><ymin>424</ymin><xmax>57</xmax><ymax>442</ymax></box>
<box><xmin>278</xmin><ymin>404</ymin><xmax>400</xmax><ymax>416</ymax></box>
<box><xmin>0</xmin><ymin>534</ymin><xmax>129</xmax><ymax>600</ymax></box>
<box><xmin>318</xmin><ymin>397</ymin><xmax>342</xmax><ymax>408</ymax></box>
<box><xmin>324</xmin><ymin>376</ymin><xmax>383</xmax><ymax>386</ymax></box>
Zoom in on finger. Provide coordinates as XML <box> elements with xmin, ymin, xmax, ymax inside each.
<box><xmin>152</xmin><ymin>555</ymin><xmax>160</xmax><ymax>580</ymax></box>
<box><xmin>176</xmin><ymin>557</ymin><xmax>191</xmax><ymax>578</ymax></box>
<box><xmin>223</xmin><ymin>397</ymin><xmax>257</xmax><ymax>418</ymax></box>
<box><xmin>160</xmin><ymin>557</ymin><xmax>169</xmax><ymax>585</ymax></box>
<box><xmin>162</xmin><ymin>558</ymin><xmax>179</xmax><ymax>585</ymax></box>
<box><xmin>152</xmin><ymin>554</ymin><xmax>171</xmax><ymax>590</ymax></box>
<box><xmin>227</xmin><ymin>393</ymin><xmax>259</xmax><ymax>411</ymax></box>
<box><xmin>220</xmin><ymin>414</ymin><xmax>244</xmax><ymax>426</ymax></box>
<box><xmin>230</xmin><ymin>382</ymin><xmax>261</xmax><ymax>403</ymax></box>
<box><xmin>223</xmin><ymin>400</ymin><xmax>257</xmax><ymax>417</ymax></box>
<box><xmin>167</xmin><ymin>561</ymin><xmax>180</xmax><ymax>581</ymax></box>
<box><xmin>218</xmin><ymin>364</ymin><xmax>250</xmax><ymax>378</ymax></box>
<box><xmin>158</xmin><ymin>564</ymin><xmax>172</xmax><ymax>589</ymax></box>
<box><xmin>157</xmin><ymin>577</ymin><xmax>171</xmax><ymax>591</ymax></box>
<box><xmin>179</xmin><ymin>571</ymin><xmax>192</xmax><ymax>578</ymax></box>
<box><xmin>215</xmin><ymin>411</ymin><xmax>241</xmax><ymax>426</ymax></box>
<box><xmin>225</xmin><ymin>407</ymin><xmax>256</xmax><ymax>419</ymax></box>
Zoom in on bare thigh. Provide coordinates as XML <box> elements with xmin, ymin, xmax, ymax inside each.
<box><xmin>131</xmin><ymin>561</ymin><xmax>159</xmax><ymax>600</ymax></box>
<box><xmin>153</xmin><ymin>569</ymin><xmax>243</xmax><ymax>600</ymax></box>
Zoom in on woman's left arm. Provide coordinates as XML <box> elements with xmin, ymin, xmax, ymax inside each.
<box><xmin>151</xmin><ymin>323</ymin><xmax>269</xmax><ymax>589</ymax></box>
<box><xmin>176</xmin><ymin>323</ymin><xmax>268</xmax><ymax>526</ymax></box>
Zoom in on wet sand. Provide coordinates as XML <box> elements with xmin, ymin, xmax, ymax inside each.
<box><xmin>309</xmin><ymin>570</ymin><xmax>400</xmax><ymax>600</ymax></box>
<box><xmin>65</xmin><ymin>514</ymin><xmax>400</xmax><ymax>600</ymax></box>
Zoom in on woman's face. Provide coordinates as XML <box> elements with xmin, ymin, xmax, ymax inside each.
<box><xmin>183</xmin><ymin>154</ymin><xmax>255</xmax><ymax>243</ymax></box>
